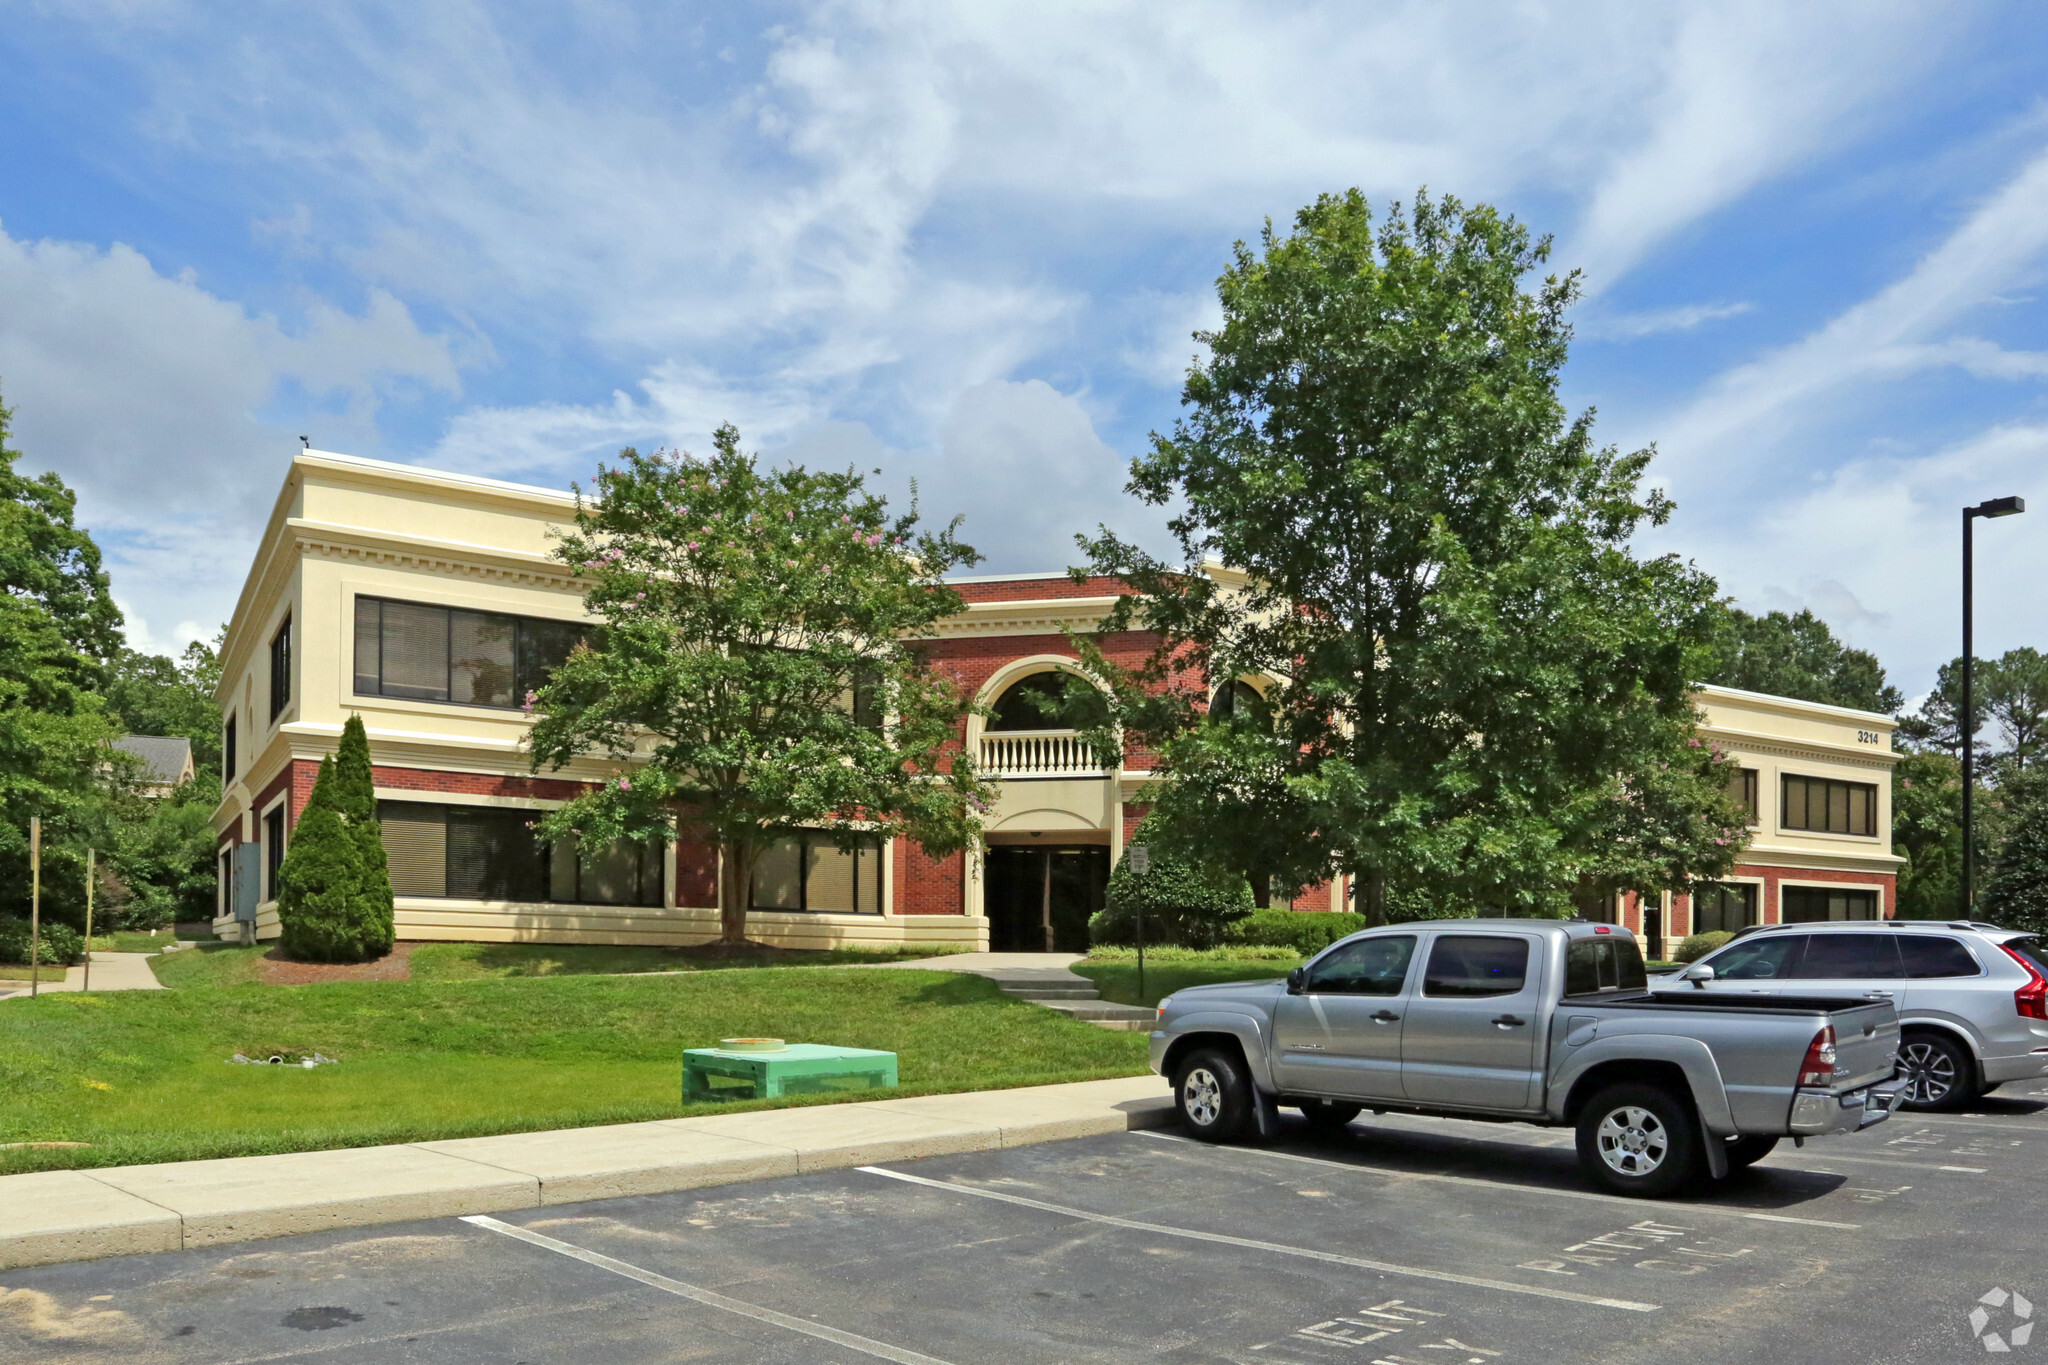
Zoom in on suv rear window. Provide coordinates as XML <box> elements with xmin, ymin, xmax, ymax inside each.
<box><xmin>1565</xmin><ymin>937</ymin><xmax>1649</xmax><ymax>995</ymax></box>
<box><xmin>1896</xmin><ymin>935</ymin><xmax>1981</xmax><ymax>978</ymax></box>
<box><xmin>1423</xmin><ymin>936</ymin><xmax>1530</xmax><ymax>998</ymax></box>
<box><xmin>2006</xmin><ymin>937</ymin><xmax>2048</xmax><ymax>976</ymax></box>
<box><xmin>1787</xmin><ymin>932</ymin><xmax>1905</xmax><ymax>979</ymax></box>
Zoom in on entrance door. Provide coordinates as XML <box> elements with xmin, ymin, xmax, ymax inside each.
<box><xmin>985</xmin><ymin>846</ymin><xmax>1108</xmax><ymax>952</ymax></box>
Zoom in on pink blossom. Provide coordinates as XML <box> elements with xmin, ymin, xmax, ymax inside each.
<box><xmin>522</xmin><ymin>690</ymin><xmax>537</xmax><ymax>713</ymax></box>
<box><xmin>688</xmin><ymin>541</ymin><xmax>700</xmax><ymax>551</ymax></box>
<box><xmin>842</xmin><ymin>514</ymin><xmax>852</xmax><ymax>523</ymax></box>
<box><xmin>617</xmin><ymin>776</ymin><xmax>632</xmax><ymax>791</ymax></box>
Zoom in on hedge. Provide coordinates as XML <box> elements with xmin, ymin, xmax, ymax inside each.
<box><xmin>1223</xmin><ymin>908</ymin><xmax>1370</xmax><ymax>955</ymax></box>
<box><xmin>1674</xmin><ymin>930</ymin><xmax>1733</xmax><ymax>964</ymax></box>
<box><xmin>0</xmin><ymin>918</ymin><xmax>84</xmax><ymax>966</ymax></box>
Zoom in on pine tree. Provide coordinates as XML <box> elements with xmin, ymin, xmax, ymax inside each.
<box><xmin>275</xmin><ymin>717</ymin><xmax>395</xmax><ymax>961</ymax></box>
<box><xmin>1983</xmin><ymin>779</ymin><xmax>2048</xmax><ymax>936</ymax></box>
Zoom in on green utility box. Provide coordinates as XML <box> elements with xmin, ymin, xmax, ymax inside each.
<box><xmin>683</xmin><ymin>1043</ymin><xmax>899</xmax><ymax>1103</ymax></box>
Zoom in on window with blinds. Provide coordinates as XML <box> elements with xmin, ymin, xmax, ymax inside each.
<box><xmin>1726</xmin><ymin>767</ymin><xmax>1758</xmax><ymax>823</ymax></box>
<box><xmin>749</xmin><ymin>831</ymin><xmax>884</xmax><ymax>914</ymax></box>
<box><xmin>1781</xmin><ymin>774</ymin><xmax>1879</xmax><ymax>837</ymax></box>
<box><xmin>1782</xmin><ymin>886</ymin><xmax>1881</xmax><ymax>922</ymax></box>
<box><xmin>354</xmin><ymin>597</ymin><xmax>589</xmax><ymax>709</ymax></box>
<box><xmin>377</xmin><ymin>801</ymin><xmax>663</xmax><ymax>906</ymax></box>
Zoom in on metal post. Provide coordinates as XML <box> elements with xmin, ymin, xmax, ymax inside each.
<box><xmin>27</xmin><ymin>817</ymin><xmax>39</xmax><ymax>998</ymax></box>
<box><xmin>1959</xmin><ymin>495</ymin><xmax>2025</xmax><ymax>919</ymax></box>
<box><xmin>82</xmin><ymin>848</ymin><xmax>94</xmax><ymax>993</ymax></box>
<box><xmin>1963</xmin><ymin>506</ymin><xmax>1975</xmax><ymax>917</ymax></box>
<box><xmin>1127</xmin><ymin>844</ymin><xmax>1151</xmax><ymax>1004</ymax></box>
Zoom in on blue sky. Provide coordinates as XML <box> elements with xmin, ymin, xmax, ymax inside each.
<box><xmin>3</xmin><ymin>3</ymin><xmax>2048</xmax><ymax>701</ymax></box>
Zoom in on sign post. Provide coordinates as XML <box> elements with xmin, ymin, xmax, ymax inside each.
<box><xmin>82</xmin><ymin>848</ymin><xmax>94</xmax><ymax>993</ymax></box>
<box><xmin>27</xmin><ymin>817</ymin><xmax>40</xmax><ymax>999</ymax></box>
<box><xmin>1127</xmin><ymin>843</ymin><xmax>1150</xmax><ymax>1005</ymax></box>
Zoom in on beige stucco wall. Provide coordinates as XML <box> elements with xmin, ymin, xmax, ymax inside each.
<box><xmin>1697</xmin><ymin>683</ymin><xmax>1902</xmax><ymax>877</ymax></box>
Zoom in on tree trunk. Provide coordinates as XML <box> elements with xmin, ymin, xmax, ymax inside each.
<box><xmin>719</xmin><ymin>840</ymin><xmax>755</xmax><ymax>945</ymax></box>
<box><xmin>1361</xmin><ymin>869</ymin><xmax>1387</xmax><ymax>927</ymax></box>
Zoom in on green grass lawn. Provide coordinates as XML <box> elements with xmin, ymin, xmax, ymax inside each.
<box><xmin>86</xmin><ymin>929</ymin><xmax>187</xmax><ymax>953</ymax></box>
<box><xmin>0</xmin><ymin>968</ymin><xmax>1147</xmax><ymax>1175</ymax></box>
<box><xmin>147</xmin><ymin>943</ymin><xmax>270</xmax><ymax>988</ymax></box>
<box><xmin>1076</xmin><ymin>958</ymin><xmax>1297</xmax><ymax>1007</ymax></box>
<box><xmin>0</xmin><ymin>964</ymin><xmax>68</xmax><ymax>982</ymax></box>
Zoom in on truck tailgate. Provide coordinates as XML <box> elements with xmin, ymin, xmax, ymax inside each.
<box><xmin>1827</xmin><ymin>1000</ymin><xmax>1902</xmax><ymax>1090</ymax></box>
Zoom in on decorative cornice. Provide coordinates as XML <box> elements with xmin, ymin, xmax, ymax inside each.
<box><xmin>1702</xmin><ymin>726</ymin><xmax>1900</xmax><ymax>771</ymax></box>
<box><xmin>291</xmin><ymin>519</ymin><xmax>581</xmax><ymax>590</ymax></box>
<box><xmin>924</xmin><ymin>596</ymin><xmax>1126</xmax><ymax>639</ymax></box>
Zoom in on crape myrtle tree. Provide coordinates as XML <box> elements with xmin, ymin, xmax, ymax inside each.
<box><xmin>1075</xmin><ymin>190</ymin><xmax>1747</xmax><ymax>920</ymax></box>
<box><xmin>526</xmin><ymin>425</ymin><xmax>996</xmax><ymax>947</ymax></box>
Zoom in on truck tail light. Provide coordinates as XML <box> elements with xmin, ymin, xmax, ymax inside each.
<box><xmin>2002</xmin><ymin>944</ymin><xmax>2048</xmax><ymax>1020</ymax></box>
<box><xmin>1798</xmin><ymin>1026</ymin><xmax>1838</xmax><ymax>1088</ymax></box>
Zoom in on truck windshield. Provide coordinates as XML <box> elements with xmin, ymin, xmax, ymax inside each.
<box><xmin>1565</xmin><ymin>937</ymin><xmax>1649</xmax><ymax>994</ymax></box>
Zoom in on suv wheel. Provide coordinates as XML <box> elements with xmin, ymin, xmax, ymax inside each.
<box><xmin>1574</xmin><ymin>1082</ymin><xmax>1704</xmax><ymax>1198</ymax></box>
<box><xmin>1898</xmin><ymin>1031</ymin><xmax>1978</xmax><ymax>1111</ymax></box>
<box><xmin>1174</xmin><ymin>1047</ymin><xmax>1253</xmax><ymax>1142</ymax></box>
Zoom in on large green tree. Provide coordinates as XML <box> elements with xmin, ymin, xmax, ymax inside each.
<box><xmin>1077</xmin><ymin>190</ymin><xmax>1745</xmax><ymax>920</ymax></box>
<box><xmin>526</xmin><ymin>426</ymin><xmax>995</xmax><ymax>945</ymax></box>
<box><xmin>1891</xmin><ymin>748</ymin><xmax>1962</xmax><ymax>919</ymax></box>
<box><xmin>106</xmin><ymin>631</ymin><xmax>225</xmax><ymax>774</ymax></box>
<box><xmin>1982</xmin><ymin>769</ymin><xmax>2048</xmax><ymax>935</ymax></box>
<box><xmin>0</xmin><ymin>394</ymin><xmax>126</xmax><ymax>929</ymax></box>
<box><xmin>1704</xmin><ymin>607</ymin><xmax>1901</xmax><ymax>713</ymax></box>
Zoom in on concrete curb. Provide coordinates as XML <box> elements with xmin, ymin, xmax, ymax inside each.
<box><xmin>0</xmin><ymin>1075</ymin><xmax>1174</xmax><ymax>1270</ymax></box>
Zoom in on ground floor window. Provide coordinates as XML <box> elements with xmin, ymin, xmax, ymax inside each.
<box><xmin>751</xmin><ymin>831</ymin><xmax>885</xmax><ymax>914</ymax></box>
<box><xmin>1692</xmin><ymin>882</ymin><xmax>1758</xmax><ymax>935</ymax></box>
<box><xmin>1782</xmin><ymin>885</ymin><xmax>1880</xmax><ymax>923</ymax></box>
<box><xmin>263</xmin><ymin>806</ymin><xmax>286</xmax><ymax>900</ymax></box>
<box><xmin>378</xmin><ymin>801</ymin><xmax>664</xmax><ymax>907</ymax></box>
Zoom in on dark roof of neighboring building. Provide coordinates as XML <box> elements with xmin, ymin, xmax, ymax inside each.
<box><xmin>113</xmin><ymin>735</ymin><xmax>194</xmax><ymax>786</ymax></box>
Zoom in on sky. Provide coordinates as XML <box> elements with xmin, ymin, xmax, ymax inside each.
<box><xmin>3</xmin><ymin>2</ymin><xmax>2047</xmax><ymax>701</ymax></box>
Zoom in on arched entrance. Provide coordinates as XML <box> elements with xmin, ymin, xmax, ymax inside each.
<box><xmin>984</xmin><ymin>844</ymin><xmax>1109</xmax><ymax>953</ymax></box>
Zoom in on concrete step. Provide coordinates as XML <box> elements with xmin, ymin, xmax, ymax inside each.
<box><xmin>1041</xmin><ymin>1000</ymin><xmax>1157</xmax><ymax>1022</ymax></box>
<box><xmin>998</xmin><ymin>985</ymin><xmax>1099</xmax><ymax>1000</ymax></box>
<box><xmin>1086</xmin><ymin>1018</ymin><xmax>1157</xmax><ymax>1032</ymax></box>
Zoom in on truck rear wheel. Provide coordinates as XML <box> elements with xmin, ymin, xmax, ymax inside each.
<box><xmin>1575</xmin><ymin>1082</ymin><xmax>1704</xmax><ymax>1198</ymax></box>
<box><xmin>1174</xmin><ymin>1046</ymin><xmax>1253</xmax><ymax>1143</ymax></box>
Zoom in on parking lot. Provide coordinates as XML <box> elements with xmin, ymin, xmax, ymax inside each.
<box><xmin>5</xmin><ymin>1083</ymin><xmax>2045</xmax><ymax>1365</ymax></box>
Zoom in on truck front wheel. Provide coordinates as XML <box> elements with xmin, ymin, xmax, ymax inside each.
<box><xmin>1575</xmin><ymin>1082</ymin><xmax>1704</xmax><ymax>1198</ymax></box>
<box><xmin>1174</xmin><ymin>1047</ymin><xmax>1253</xmax><ymax>1143</ymax></box>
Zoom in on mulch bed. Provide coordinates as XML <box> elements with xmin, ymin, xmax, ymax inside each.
<box><xmin>260</xmin><ymin>941</ymin><xmax>420</xmax><ymax>985</ymax></box>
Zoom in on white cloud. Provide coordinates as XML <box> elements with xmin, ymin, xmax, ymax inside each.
<box><xmin>1578</xmin><ymin>300</ymin><xmax>1754</xmax><ymax>340</ymax></box>
<box><xmin>0</xmin><ymin>221</ymin><xmax>462</xmax><ymax>652</ymax></box>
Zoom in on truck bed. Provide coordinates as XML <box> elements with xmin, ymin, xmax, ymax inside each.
<box><xmin>1574</xmin><ymin>990</ymin><xmax>1890</xmax><ymax>1015</ymax></box>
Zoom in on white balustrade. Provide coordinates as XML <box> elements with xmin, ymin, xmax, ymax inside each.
<box><xmin>978</xmin><ymin>729</ymin><xmax>1108</xmax><ymax>778</ymax></box>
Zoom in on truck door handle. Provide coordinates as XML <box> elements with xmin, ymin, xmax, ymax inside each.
<box><xmin>1370</xmin><ymin>1010</ymin><xmax>1400</xmax><ymax>1023</ymax></box>
<box><xmin>1491</xmin><ymin>1014</ymin><xmax>1527</xmax><ymax>1028</ymax></box>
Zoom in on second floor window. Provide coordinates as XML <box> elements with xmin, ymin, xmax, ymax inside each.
<box><xmin>224</xmin><ymin>714</ymin><xmax>237</xmax><ymax>781</ymax></box>
<box><xmin>1782</xmin><ymin>774</ymin><xmax>1879</xmax><ymax>837</ymax></box>
<box><xmin>269</xmin><ymin>614</ymin><xmax>292</xmax><ymax>720</ymax></box>
<box><xmin>1726</xmin><ymin>766</ymin><xmax>1758</xmax><ymax>823</ymax></box>
<box><xmin>353</xmin><ymin>596</ymin><xmax>588</xmax><ymax>709</ymax></box>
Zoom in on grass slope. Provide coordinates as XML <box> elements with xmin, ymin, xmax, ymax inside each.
<box><xmin>0</xmin><ymin>969</ymin><xmax>1146</xmax><ymax>1175</ymax></box>
<box><xmin>1076</xmin><ymin>959</ymin><xmax>1295</xmax><ymax>1006</ymax></box>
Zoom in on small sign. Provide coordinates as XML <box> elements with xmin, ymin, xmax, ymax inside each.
<box><xmin>1128</xmin><ymin>843</ymin><xmax>1150</xmax><ymax>875</ymax></box>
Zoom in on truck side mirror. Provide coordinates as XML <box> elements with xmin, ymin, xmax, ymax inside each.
<box><xmin>1286</xmin><ymin>966</ymin><xmax>1307</xmax><ymax>995</ymax></box>
<box><xmin>1682</xmin><ymin>963</ymin><xmax>1715</xmax><ymax>988</ymax></box>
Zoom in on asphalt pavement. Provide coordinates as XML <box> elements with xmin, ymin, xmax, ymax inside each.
<box><xmin>5</xmin><ymin>1080</ymin><xmax>2045</xmax><ymax>1364</ymax></box>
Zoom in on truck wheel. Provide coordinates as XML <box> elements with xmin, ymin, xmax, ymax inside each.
<box><xmin>1298</xmin><ymin>1099</ymin><xmax>1363</xmax><ymax>1131</ymax></box>
<box><xmin>1575</xmin><ymin>1083</ymin><xmax>1704</xmax><ymax>1198</ymax></box>
<box><xmin>1724</xmin><ymin>1135</ymin><xmax>1779</xmax><ymax>1169</ymax></box>
<box><xmin>1174</xmin><ymin>1047</ymin><xmax>1253</xmax><ymax>1143</ymax></box>
<box><xmin>1898</xmin><ymin>1031</ymin><xmax>1978</xmax><ymax>1112</ymax></box>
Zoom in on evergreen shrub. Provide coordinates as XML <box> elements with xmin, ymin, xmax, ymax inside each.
<box><xmin>1088</xmin><ymin>829</ymin><xmax>1256</xmax><ymax>949</ymax></box>
<box><xmin>275</xmin><ymin>717</ymin><xmax>395</xmax><ymax>963</ymax></box>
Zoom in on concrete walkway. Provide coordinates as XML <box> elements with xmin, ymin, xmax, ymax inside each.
<box><xmin>874</xmin><ymin>950</ymin><xmax>1160</xmax><ymax>1029</ymax></box>
<box><xmin>0</xmin><ymin>951</ymin><xmax>163</xmax><ymax>1001</ymax></box>
<box><xmin>0</xmin><ymin>1074</ymin><xmax>1173</xmax><ymax>1270</ymax></box>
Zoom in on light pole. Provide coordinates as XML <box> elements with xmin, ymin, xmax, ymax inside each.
<box><xmin>1962</xmin><ymin>495</ymin><xmax>2025</xmax><ymax>916</ymax></box>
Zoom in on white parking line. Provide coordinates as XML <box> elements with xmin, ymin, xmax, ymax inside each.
<box><xmin>1919</xmin><ymin>1115</ymin><xmax>2048</xmax><ymax>1135</ymax></box>
<box><xmin>1134</xmin><ymin>1130</ymin><xmax>1862</xmax><ymax>1229</ymax></box>
<box><xmin>857</xmin><ymin>1165</ymin><xmax>1660</xmax><ymax>1312</ymax></box>
<box><xmin>1764</xmin><ymin>1152</ymin><xmax>1985</xmax><ymax>1175</ymax></box>
<box><xmin>461</xmin><ymin>1215</ymin><xmax>957</xmax><ymax>1365</ymax></box>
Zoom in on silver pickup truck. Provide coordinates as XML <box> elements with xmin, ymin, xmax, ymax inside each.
<box><xmin>1149</xmin><ymin>919</ymin><xmax>1907</xmax><ymax>1197</ymax></box>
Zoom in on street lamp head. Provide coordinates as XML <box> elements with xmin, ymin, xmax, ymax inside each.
<box><xmin>1972</xmin><ymin>495</ymin><xmax>2026</xmax><ymax>519</ymax></box>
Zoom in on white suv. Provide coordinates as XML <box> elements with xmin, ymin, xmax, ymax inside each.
<box><xmin>1674</xmin><ymin>920</ymin><xmax>2048</xmax><ymax>1111</ymax></box>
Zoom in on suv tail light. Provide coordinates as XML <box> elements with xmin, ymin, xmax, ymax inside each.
<box><xmin>2002</xmin><ymin>944</ymin><xmax>2048</xmax><ymax>1020</ymax></box>
<box><xmin>1798</xmin><ymin>1025</ymin><xmax>1838</xmax><ymax>1088</ymax></box>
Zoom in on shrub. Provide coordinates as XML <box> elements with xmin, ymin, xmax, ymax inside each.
<box><xmin>1084</xmin><ymin>944</ymin><xmax>1302</xmax><ymax>963</ymax></box>
<box><xmin>0</xmin><ymin>918</ymin><xmax>84</xmax><ymax>966</ymax></box>
<box><xmin>1674</xmin><ymin>930</ymin><xmax>1733</xmax><ymax>964</ymax></box>
<box><xmin>1224</xmin><ymin>908</ymin><xmax>1370</xmax><ymax>955</ymax></box>
<box><xmin>1089</xmin><ymin>829</ymin><xmax>1256</xmax><ymax>949</ymax></box>
<box><xmin>276</xmin><ymin>718</ymin><xmax>395</xmax><ymax>963</ymax></box>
